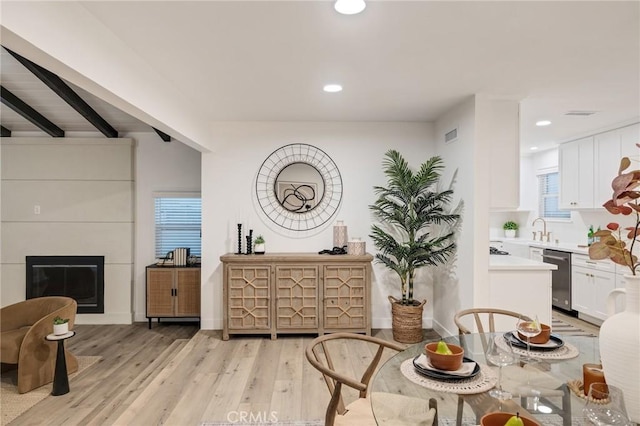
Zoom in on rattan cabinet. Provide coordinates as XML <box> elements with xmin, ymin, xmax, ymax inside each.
<box><xmin>220</xmin><ymin>253</ymin><xmax>372</xmax><ymax>340</ymax></box>
<box><xmin>146</xmin><ymin>265</ymin><xmax>201</xmax><ymax>329</ymax></box>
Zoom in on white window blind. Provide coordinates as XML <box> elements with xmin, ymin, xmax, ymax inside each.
<box><xmin>154</xmin><ymin>196</ymin><xmax>202</xmax><ymax>258</ymax></box>
<box><xmin>538</xmin><ymin>172</ymin><xmax>570</xmax><ymax>219</ymax></box>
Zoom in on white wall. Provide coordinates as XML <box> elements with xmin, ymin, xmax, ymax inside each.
<box><xmin>132</xmin><ymin>132</ymin><xmax>201</xmax><ymax>322</ymax></box>
<box><xmin>433</xmin><ymin>97</ymin><xmax>477</xmax><ymax>337</ymax></box>
<box><xmin>0</xmin><ymin>138</ymin><xmax>134</xmax><ymax>324</ymax></box>
<box><xmin>201</xmin><ymin>121</ymin><xmax>435</xmax><ymax>330</ymax></box>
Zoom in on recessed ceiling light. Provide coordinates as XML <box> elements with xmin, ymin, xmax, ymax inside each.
<box><xmin>536</xmin><ymin>120</ymin><xmax>552</xmax><ymax>126</ymax></box>
<box><xmin>334</xmin><ymin>0</ymin><xmax>366</xmax><ymax>15</ymax></box>
<box><xmin>530</xmin><ymin>146</ymin><xmax>539</xmax><ymax>151</ymax></box>
<box><xmin>323</xmin><ymin>84</ymin><xmax>343</xmax><ymax>93</ymax></box>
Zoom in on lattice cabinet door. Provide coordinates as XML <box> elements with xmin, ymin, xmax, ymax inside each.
<box><xmin>323</xmin><ymin>265</ymin><xmax>366</xmax><ymax>330</ymax></box>
<box><xmin>275</xmin><ymin>265</ymin><xmax>319</xmax><ymax>331</ymax></box>
<box><xmin>175</xmin><ymin>268</ymin><xmax>201</xmax><ymax>317</ymax></box>
<box><xmin>227</xmin><ymin>266</ymin><xmax>271</xmax><ymax>331</ymax></box>
<box><xmin>147</xmin><ymin>268</ymin><xmax>175</xmax><ymax>317</ymax></box>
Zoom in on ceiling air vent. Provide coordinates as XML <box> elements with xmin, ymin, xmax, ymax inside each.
<box><xmin>565</xmin><ymin>110</ymin><xmax>598</xmax><ymax>116</ymax></box>
<box><xmin>444</xmin><ymin>127</ymin><xmax>458</xmax><ymax>144</ymax></box>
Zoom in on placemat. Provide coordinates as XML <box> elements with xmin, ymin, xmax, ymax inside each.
<box><xmin>400</xmin><ymin>358</ymin><xmax>498</xmax><ymax>394</ymax></box>
<box><xmin>495</xmin><ymin>334</ymin><xmax>579</xmax><ymax>360</ymax></box>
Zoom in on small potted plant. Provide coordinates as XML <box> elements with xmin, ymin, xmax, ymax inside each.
<box><xmin>53</xmin><ymin>316</ymin><xmax>69</xmax><ymax>335</ymax></box>
<box><xmin>254</xmin><ymin>235</ymin><xmax>266</xmax><ymax>254</ymax></box>
<box><xmin>503</xmin><ymin>221</ymin><xmax>518</xmax><ymax>238</ymax></box>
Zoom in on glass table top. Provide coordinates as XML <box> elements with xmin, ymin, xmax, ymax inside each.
<box><xmin>371</xmin><ymin>333</ymin><xmax>600</xmax><ymax>425</ymax></box>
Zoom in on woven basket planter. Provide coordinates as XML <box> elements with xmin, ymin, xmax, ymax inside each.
<box><xmin>388</xmin><ymin>295</ymin><xmax>426</xmax><ymax>343</ymax></box>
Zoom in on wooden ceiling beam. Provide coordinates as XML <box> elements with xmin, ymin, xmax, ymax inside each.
<box><xmin>153</xmin><ymin>127</ymin><xmax>171</xmax><ymax>142</ymax></box>
<box><xmin>4</xmin><ymin>47</ymin><xmax>119</xmax><ymax>138</ymax></box>
<box><xmin>1</xmin><ymin>86</ymin><xmax>64</xmax><ymax>137</ymax></box>
<box><xmin>1</xmin><ymin>125</ymin><xmax>11</xmax><ymax>137</ymax></box>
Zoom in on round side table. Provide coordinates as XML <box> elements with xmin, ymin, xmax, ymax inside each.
<box><xmin>45</xmin><ymin>331</ymin><xmax>76</xmax><ymax>396</ymax></box>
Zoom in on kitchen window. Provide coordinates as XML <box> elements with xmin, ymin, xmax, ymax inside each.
<box><xmin>154</xmin><ymin>194</ymin><xmax>202</xmax><ymax>258</ymax></box>
<box><xmin>538</xmin><ymin>172</ymin><xmax>570</xmax><ymax>219</ymax></box>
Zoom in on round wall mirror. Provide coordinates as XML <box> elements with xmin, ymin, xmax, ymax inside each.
<box><xmin>255</xmin><ymin>143</ymin><xmax>342</xmax><ymax>231</ymax></box>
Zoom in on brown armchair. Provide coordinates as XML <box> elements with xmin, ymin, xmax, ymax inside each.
<box><xmin>1</xmin><ymin>296</ymin><xmax>78</xmax><ymax>393</ymax></box>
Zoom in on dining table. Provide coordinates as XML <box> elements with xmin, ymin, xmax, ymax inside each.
<box><xmin>370</xmin><ymin>332</ymin><xmax>602</xmax><ymax>426</ymax></box>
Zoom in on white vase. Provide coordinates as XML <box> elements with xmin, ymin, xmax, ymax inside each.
<box><xmin>599</xmin><ymin>273</ymin><xmax>640</xmax><ymax>423</ymax></box>
<box><xmin>504</xmin><ymin>229</ymin><xmax>516</xmax><ymax>238</ymax></box>
<box><xmin>254</xmin><ymin>243</ymin><xmax>265</xmax><ymax>254</ymax></box>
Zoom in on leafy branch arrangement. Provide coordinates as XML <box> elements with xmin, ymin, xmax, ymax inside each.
<box><xmin>589</xmin><ymin>152</ymin><xmax>640</xmax><ymax>275</ymax></box>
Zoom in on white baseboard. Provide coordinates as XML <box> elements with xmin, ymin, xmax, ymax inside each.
<box><xmin>75</xmin><ymin>312</ymin><xmax>133</xmax><ymax>325</ymax></box>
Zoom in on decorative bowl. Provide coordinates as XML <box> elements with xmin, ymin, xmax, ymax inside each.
<box><xmin>518</xmin><ymin>323</ymin><xmax>551</xmax><ymax>344</ymax></box>
<box><xmin>425</xmin><ymin>342</ymin><xmax>464</xmax><ymax>371</ymax></box>
<box><xmin>480</xmin><ymin>412</ymin><xmax>541</xmax><ymax>426</ymax></box>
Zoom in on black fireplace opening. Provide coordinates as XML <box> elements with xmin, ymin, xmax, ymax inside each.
<box><xmin>26</xmin><ymin>256</ymin><xmax>105</xmax><ymax>314</ymax></box>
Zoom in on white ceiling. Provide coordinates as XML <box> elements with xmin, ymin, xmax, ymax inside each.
<box><xmin>1</xmin><ymin>1</ymin><xmax>638</xmax><ymax>152</ymax></box>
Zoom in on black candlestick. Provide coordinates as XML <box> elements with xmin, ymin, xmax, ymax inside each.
<box><xmin>237</xmin><ymin>224</ymin><xmax>242</xmax><ymax>254</ymax></box>
<box><xmin>246</xmin><ymin>235</ymin><xmax>252</xmax><ymax>255</ymax></box>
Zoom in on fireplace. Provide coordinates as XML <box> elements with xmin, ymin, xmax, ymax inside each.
<box><xmin>26</xmin><ymin>256</ymin><xmax>105</xmax><ymax>314</ymax></box>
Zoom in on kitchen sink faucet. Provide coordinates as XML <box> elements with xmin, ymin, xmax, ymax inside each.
<box><xmin>532</xmin><ymin>217</ymin><xmax>550</xmax><ymax>242</ymax></box>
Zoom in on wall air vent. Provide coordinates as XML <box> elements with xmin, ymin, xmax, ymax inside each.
<box><xmin>444</xmin><ymin>127</ymin><xmax>458</xmax><ymax>144</ymax></box>
<box><xmin>565</xmin><ymin>110</ymin><xmax>598</xmax><ymax>116</ymax></box>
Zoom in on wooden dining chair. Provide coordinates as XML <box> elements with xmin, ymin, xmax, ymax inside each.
<box><xmin>305</xmin><ymin>332</ymin><xmax>438</xmax><ymax>426</ymax></box>
<box><xmin>453</xmin><ymin>307</ymin><xmax>530</xmax><ymax>353</ymax></box>
<box><xmin>453</xmin><ymin>308</ymin><xmax>571</xmax><ymax>426</ymax></box>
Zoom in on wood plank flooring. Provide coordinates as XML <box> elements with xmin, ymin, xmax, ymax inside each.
<box><xmin>9</xmin><ymin>325</ymin><xmax>437</xmax><ymax>425</ymax></box>
<box><xmin>9</xmin><ymin>312</ymin><xmax>597</xmax><ymax>425</ymax></box>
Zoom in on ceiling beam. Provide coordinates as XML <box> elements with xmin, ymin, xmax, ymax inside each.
<box><xmin>1</xmin><ymin>125</ymin><xmax>11</xmax><ymax>137</ymax></box>
<box><xmin>1</xmin><ymin>86</ymin><xmax>65</xmax><ymax>137</ymax></box>
<box><xmin>4</xmin><ymin>47</ymin><xmax>119</xmax><ymax>138</ymax></box>
<box><xmin>153</xmin><ymin>127</ymin><xmax>171</xmax><ymax>142</ymax></box>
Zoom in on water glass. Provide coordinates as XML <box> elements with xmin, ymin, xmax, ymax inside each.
<box><xmin>583</xmin><ymin>382</ymin><xmax>631</xmax><ymax>425</ymax></box>
<box><xmin>485</xmin><ymin>333</ymin><xmax>516</xmax><ymax>400</ymax></box>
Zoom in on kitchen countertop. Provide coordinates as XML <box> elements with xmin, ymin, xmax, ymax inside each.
<box><xmin>496</xmin><ymin>238</ymin><xmax>590</xmax><ymax>255</ymax></box>
<box><xmin>489</xmin><ymin>254</ymin><xmax>557</xmax><ymax>271</ymax></box>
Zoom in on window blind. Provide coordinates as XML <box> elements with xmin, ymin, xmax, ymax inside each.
<box><xmin>538</xmin><ymin>172</ymin><xmax>570</xmax><ymax>219</ymax></box>
<box><xmin>154</xmin><ymin>197</ymin><xmax>202</xmax><ymax>258</ymax></box>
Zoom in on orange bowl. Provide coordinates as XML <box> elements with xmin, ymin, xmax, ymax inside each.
<box><xmin>425</xmin><ymin>342</ymin><xmax>464</xmax><ymax>371</ymax></box>
<box><xmin>480</xmin><ymin>412</ymin><xmax>541</xmax><ymax>426</ymax></box>
<box><xmin>518</xmin><ymin>323</ymin><xmax>551</xmax><ymax>344</ymax></box>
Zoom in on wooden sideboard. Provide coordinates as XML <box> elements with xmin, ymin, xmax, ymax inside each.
<box><xmin>220</xmin><ymin>253</ymin><xmax>373</xmax><ymax>340</ymax></box>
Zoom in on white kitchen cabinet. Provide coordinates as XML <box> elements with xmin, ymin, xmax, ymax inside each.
<box><xmin>530</xmin><ymin>247</ymin><xmax>543</xmax><ymax>262</ymax></box>
<box><xmin>571</xmin><ymin>254</ymin><xmax>615</xmax><ymax>322</ymax></box>
<box><xmin>594</xmin><ymin>124</ymin><xmax>640</xmax><ymax>206</ymax></box>
<box><xmin>559</xmin><ymin>137</ymin><xmax>594</xmax><ymax>209</ymax></box>
<box><xmin>489</xmin><ymin>265</ymin><xmax>553</xmax><ymax>331</ymax></box>
<box><xmin>594</xmin><ymin>130</ymin><xmax>621</xmax><ymax>207</ymax></box>
<box><xmin>620</xmin><ymin>123</ymin><xmax>640</xmax><ymax>160</ymax></box>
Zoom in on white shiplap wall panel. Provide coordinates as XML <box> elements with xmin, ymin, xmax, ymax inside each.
<box><xmin>1</xmin><ymin>264</ymin><xmax>26</xmax><ymax>306</ymax></box>
<box><xmin>1</xmin><ymin>139</ymin><xmax>133</xmax><ymax>180</ymax></box>
<box><xmin>1</xmin><ymin>138</ymin><xmax>134</xmax><ymax>323</ymax></box>
<box><xmin>1</xmin><ymin>180</ymin><xmax>133</xmax><ymax>222</ymax></box>
<box><xmin>1</xmin><ymin>222</ymin><xmax>133</xmax><ymax>264</ymax></box>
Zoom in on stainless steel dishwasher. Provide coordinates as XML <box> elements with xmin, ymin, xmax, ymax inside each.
<box><xmin>542</xmin><ymin>249</ymin><xmax>574</xmax><ymax>313</ymax></box>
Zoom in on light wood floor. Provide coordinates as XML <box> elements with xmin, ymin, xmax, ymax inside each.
<box><xmin>10</xmin><ymin>311</ymin><xmax>597</xmax><ymax>425</ymax></box>
<box><xmin>10</xmin><ymin>325</ymin><xmax>438</xmax><ymax>425</ymax></box>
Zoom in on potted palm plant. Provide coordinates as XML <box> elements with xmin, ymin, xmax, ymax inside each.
<box><xmin>370</xmin><ymin>150</ymin><xmax>461</xmax><ymax>343</ymax></box>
